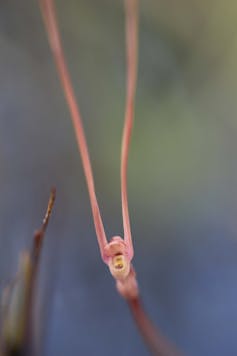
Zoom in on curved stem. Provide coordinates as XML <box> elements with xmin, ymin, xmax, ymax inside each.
<box><xmin>121</xmin><ymin>0</ymin><xmax>138</xmax><ymax>259</ymax></box>
<box><xmin>39</xmin><ymin>0</ymin><xmax>108</xmax><ymax>258</ymax></box>
<box><xmin>128</xmin><ymin>297</ymin><xmax>182</xmax><ymax>356</ymax></box>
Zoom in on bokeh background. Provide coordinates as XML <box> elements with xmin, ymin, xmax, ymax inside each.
<box><xmin>1</xmin><ymin>1</ymin><xmax>237</xmax><ymax>355</ymax></box>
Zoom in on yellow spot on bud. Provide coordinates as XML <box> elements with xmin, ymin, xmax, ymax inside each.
<box><xmin>108</xmin><ymin>254</ymin><xmax>130</xmax><ymax>280</ymax></box>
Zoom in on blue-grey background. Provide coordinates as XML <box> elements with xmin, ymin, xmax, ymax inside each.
<box><xmin>0</xmin><ymin>1</ymin><xmax>237</xmax><ymax>355</ymax></box>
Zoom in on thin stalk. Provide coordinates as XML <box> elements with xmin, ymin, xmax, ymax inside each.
<box><xmin>128</xmin><ymin>297</ymin><xmax>182</xmax><ymax>356</ymax></box>
<box><xmin>121</xmin><ymin>0</ymin><xmax>138</xmax><ymax>258</ymax></box>
<box><xmin>39</xmin><ymin>0</ymin><xmax>108</xmax><ymax>259</ymax></box>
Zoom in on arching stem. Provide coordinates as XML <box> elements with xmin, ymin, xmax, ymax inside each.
<box><xmin>121</xmin><ymin>0</ymin><xmax>138</xmax><ymax>259</ymax></box>
<box><xmin>39</xmin><ymin>0</ymin><xmax>108</xmax><ymax>259</ymax></box>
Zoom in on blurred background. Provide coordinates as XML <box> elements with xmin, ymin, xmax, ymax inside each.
<box><xmin>1</xmin><ymin>0</ymin><xmax>237</xmax><ymax>355</ymax></box>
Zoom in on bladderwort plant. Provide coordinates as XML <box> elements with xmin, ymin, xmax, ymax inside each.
<box><xmin>39</xmin><ymin>1</ymin><xmax>182</xmax><ymax>355</ymax></box>
<box><xmin>0</xmin><ymin>189</ymin><xmax>56</xmax><ymax>356</ymax></box>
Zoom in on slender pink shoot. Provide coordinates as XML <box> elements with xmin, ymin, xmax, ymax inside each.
<box><xmin>39</xmin><ymin>0</ymin><xmax>139</xmax><ymax>290</ymax></box>
<box><xmin>39</xmin><ymin>0</ymin><xmax>108</xmax><ymax>259</ymax></box>
<box><xmin>39</xmin><ymin>0</ymin><xmax>138</xmax><ymax>264</ymax></box>
<box><xmin>38</xmin><ymin>4</ymin><xmax>182</xmax><ymax>355</ymax></box>
<box><xmin>121</xmin><ymin>0</ymin><xmax>138</xmax><ymax>259</ymax></box>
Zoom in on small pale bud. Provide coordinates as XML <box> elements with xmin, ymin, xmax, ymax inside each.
<box><xmin>108</xmin><ymin>254</ymin><xmax>130</xmax><ymax>280</ymax></box>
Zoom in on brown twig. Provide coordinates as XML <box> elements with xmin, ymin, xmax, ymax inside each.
<box><xmin>32</xmin><ymin>187</ymin><xmax>56</xmax><ymax>258</ymax></box>
<box><xmin>26</xmin><ymin>188</ymin><xmax>56</xmax><ymax>354</ymax></box>
<box><xmin>0</xmin><ymin>189</ymin><xmax>56</xmax><ymax>356</ymax></box>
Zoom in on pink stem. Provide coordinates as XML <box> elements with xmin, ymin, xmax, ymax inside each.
<box><xmin>39</xmin><ymin>0</ymin><xmax>108</xmax><ymax>258</ymax></box>
<box><xmin>128</xmin><ymin>297</ymin><xmax>182</xmax><ymax>356</ymax></box>
<box><xmin>121</xmin><ymin>0</ymin><xmax>138</xmax><ymax>259</ymax></box>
